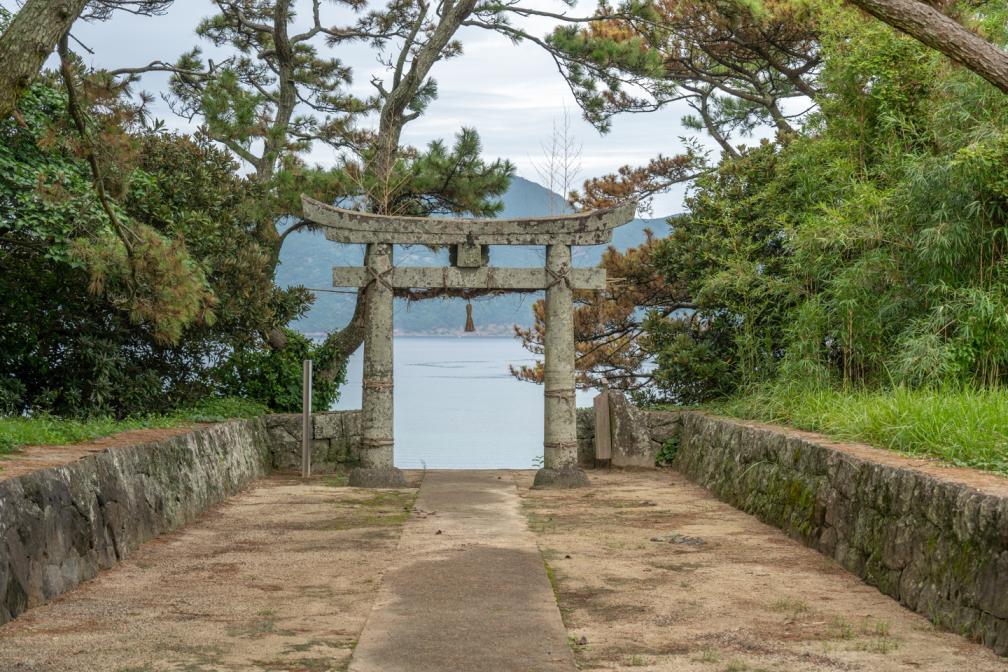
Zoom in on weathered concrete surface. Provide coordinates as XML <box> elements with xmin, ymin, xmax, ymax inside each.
<box><xmin>358</xmin><ymin>241</ymin><xmax>402</xmax><ymax>489</ymax></box>
<box><xmin>575</xmin><ymin>407</ymin><xmax>596</xmax><ymax>467</ymax></box>
<box><xmin>533</xmin><ymin>466</ymin><xmax>591</xmax><ymax>489</ymax></box>
<box><xmin>349</xmin><ymin>466</ymin><xmax>407</xmax><ymax>488</ymax></box>
<box><xmin>592</xmin><ymin>392</ymin><xmax>685</xmax><ymax>467</ymax></box>
<box><xmin>332</xmin><ymin>265</ymin><xmax>607</xmax><ymax>290</ymax></box>
<box><xmin>0</xmin><ymin>418</ymin><xmax>271</xmax><ymax>626</ymax></box>
<box><xmin>673</xmin><ymin>413</ymin><xmax>1008</xmax><ymax>656</ymax></box>
<box><xmin>0</xmin><ymin>477</ymin><xmax>416</xmax><ymax>671</ymax></box>
<box><xmin>307</xmin><ymin>194</ymin><xmax>635</xmax><ymax>246</ymax></box>
<box><xmin>349</xmin><ymin>471</ymin><xmax>576</xmax><ymax>672</ymax></box>
<box><xmin>606</xmin><ymin>392</ymin><xmax>655</xmax><ymax>467</ymax></box>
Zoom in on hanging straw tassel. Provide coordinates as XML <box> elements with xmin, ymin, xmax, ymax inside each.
<box><xmin>464</xmin><ymin>301</ymin><xmax>476</xmax><ymax>332</ymax></box>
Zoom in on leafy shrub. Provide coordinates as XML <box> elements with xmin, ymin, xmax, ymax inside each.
<box><xmin>0</xmin><ymin>434</ymin><xmax>18</xmax><ymax>455</ymax></box>
<box><xmin>180</xmin><ymin>397</ymin><xmax>269</xmax><ymax>422</ymax></box>
<box><xmin>220</xmin><ymin>329</ymin><xmax>345</xmax><ymax>412</ymax></box>
<box><xmin>0</xmin><ymin>80</ymin><xmax>304</xmax><ymax>418</ymax></box>
<box><xmin>655</xmin><ymin>436</ymin><xmax>680</xmax><ymax>467</ymax></box>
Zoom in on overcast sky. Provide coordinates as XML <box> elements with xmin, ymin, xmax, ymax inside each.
<box><xmin>49</xmin><ymin>0</ymin><xmax>708</xmax><ymax>215</ymax></box>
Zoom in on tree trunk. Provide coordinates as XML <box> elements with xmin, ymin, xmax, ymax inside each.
<box><xmin>260</xmin><ymin>1</ymin><xmax>303</xmax><ymax>355</ymax></box>
<box><xmin>310</xmin><ymin>0</ymin><xmax>480</xmax><ymax>379</ymax></box>
<box><xmin>318</xmin><ymin>285</ymin><xmax>369</xmax><ymax>379</ymax></box>
<box><xmin>848</xmin><ymin>0</ymin><xmax>1008</xmax><ymax>94</ymax></box>
<box><xmin>257</xmin><ymin>0</ymin><xmax>296</xmax><ymax>185</ymax></box>
<box><xmin>0</xmin><ymin>0</ymin><xmax>90</xmax><ymax>119</ymax></box>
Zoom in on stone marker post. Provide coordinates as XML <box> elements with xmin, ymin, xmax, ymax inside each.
<box><xmin>534</xmin><ymin>243</ymin><xmax>589</xmax><ymax>488</ymax></box>
<box><xmin>351</xmin><ymin>242</ymin><xmax>406</xmax><ymax>487</ymax></box>
<box><xmin>593</xmin><ymin>390</ymin><xmax>612</xmax><ymax>465</ymax></box>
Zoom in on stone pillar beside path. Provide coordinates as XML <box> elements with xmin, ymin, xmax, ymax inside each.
<box><xmin>350</xmin><ymin>242</ymin><xmax>406</xmax><ymax>488</ymax></box>
<box><xmin>534</xmin><ymin>244</ymin><xmax>589</xmax><ymax>488</ymax></box>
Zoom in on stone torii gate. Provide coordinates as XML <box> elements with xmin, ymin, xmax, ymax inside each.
<box><xmin>301</xmin><ymin>195</ymin><xmax>635</xmax><ymax>487</ymax></box>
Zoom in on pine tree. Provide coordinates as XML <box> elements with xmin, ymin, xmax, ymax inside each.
<box><xmin>143</xmin><ymin>0</ymin><xmax>660</xmax><ymax>379</ymax></box>
<box><xmin>0</xmin><ymin>1</ymin><xmax>171</xmax><ymax>119</ymax></box>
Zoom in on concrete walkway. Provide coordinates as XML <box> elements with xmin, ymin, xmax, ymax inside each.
<box><xmin>349</xmin><ymin>470</ymin><xmax>576</xmax><ymax>672</ymax></box>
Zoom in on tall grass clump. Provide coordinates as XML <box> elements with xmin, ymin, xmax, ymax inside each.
<box><xmin>0</xmin><ymin>397</ymin><xmax>268</xmax><ymax>454</ymax></box>
<box><xmin>713</xmin><ymin>384</ymin><xmax>1008</xmax><ymax>474</ymax></box>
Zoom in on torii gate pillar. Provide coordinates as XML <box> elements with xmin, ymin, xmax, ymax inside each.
<box><xmin>535</xmin><ymin>243</ymin><xmax>590</xmax><ymax>488</ymax></box>
<box><xmin>355</xmin><ymin>242</ymin><xmax>405</xmax><ymax>487</ymax></box>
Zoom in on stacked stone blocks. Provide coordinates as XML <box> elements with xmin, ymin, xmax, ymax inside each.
<box><xmin>265</xmin><ymin>410</ymin><xmax>361</xmax><ymax>473</ymax></box>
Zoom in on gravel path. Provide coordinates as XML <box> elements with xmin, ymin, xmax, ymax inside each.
<box><xmin>518</xmin><ymin>469</ymin><xmax>1006</xmax><ymax>671</ymax></box>
<box><xmin>0</xmin><ymin>475</ymin><xmax>417</xmax><ymax>671</ymax></box>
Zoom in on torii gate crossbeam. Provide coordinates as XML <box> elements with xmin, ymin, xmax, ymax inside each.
<box><xmin>301</xmin><ymin>195</ymin><xmax>636</xmax><ymax>487</ymax></box>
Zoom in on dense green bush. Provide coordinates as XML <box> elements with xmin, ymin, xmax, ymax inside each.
<box><xmin>645</xmin><ymin>4</ymin><xmax>1008</xmax><ymax>401</ymax></box>
<box><xmin>220</xmin><ymin>329</ymin><xmax>345</xmax><ymax>413</ymax></box>
<box><xmin>0</xmin><ymin>80</ymin><xmax>306</xmax><ymax>417</ymax></box>
<box><xmin>645</xmin><ymin>142</ymin><xmax>798</xmax><ymax>404</ymax></box>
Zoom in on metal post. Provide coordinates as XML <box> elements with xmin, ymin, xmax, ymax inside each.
<box><xmin>302</xmin><ymin>359</ymin><xmax>312</xmax><ymax>479</ymax></box>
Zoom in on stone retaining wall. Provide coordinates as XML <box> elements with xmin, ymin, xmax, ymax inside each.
<box><xmin>582</xmin><ymin>395</ymin><xmax>1008</xmax><ymax>656</ymax></box>
<box><xmin>576</xmin><ymin>408</ymin><xmax>596</xmax><ymax>468</ymax></box>
<box><xmin>266</xmin><ymin>410</ymin><xmax>361</xmax><ymax>473</ymax></box>
<box><xmin>670</xmin><ymin>412</ymin><xmax>1008</xmax><ymax>656</ymax></box>
<box><xmin>0</xmin><ymin>419</ymin><xmax>272</xmax><ymax>625</ymax></box>
<box><xmin>576</xmin><ymin>395</ymin><xmax>683</xmax><ymax>468</ymax></box>
<box><xmin>0</xmin><ymin>410</ymin><xmax>364</xmax><ymax>627</ymax></box>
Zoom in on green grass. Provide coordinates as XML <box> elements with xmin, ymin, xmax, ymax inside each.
<box><xmin>708</xmin><ymin>384</ymin><xmax>1008</xmax><ymax>474</ymax></box>
<box><xmin>0</xmin><ymin>397</ymin><xmax>268</xmax><ymax>455</ymax></box>
<box><xmin>181</xmin><ymin>397</ymin><xmax>269</xmax><ymax>422</ymax></box>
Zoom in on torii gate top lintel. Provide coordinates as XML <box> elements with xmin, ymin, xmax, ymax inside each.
<box><xmin>299</xmin><ymin>193</ymin><xmax>636</xmax><ymax>488</ymax></box>
<box><xmin>300</xmin><ymin>195</ymin><xmax>636</xmax><ymax>246</ymax></box>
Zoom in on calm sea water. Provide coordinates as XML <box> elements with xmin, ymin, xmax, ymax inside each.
<box><xmin>333</xmin><ymin>337</ymin><xmax>596</xmax><ymax>469</ymax></box>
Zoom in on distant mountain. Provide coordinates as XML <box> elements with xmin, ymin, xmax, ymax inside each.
<box><xmin>276</xmin><ymin>176</ymin><xmax>672</xmax><ymax>336</ymax></box>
